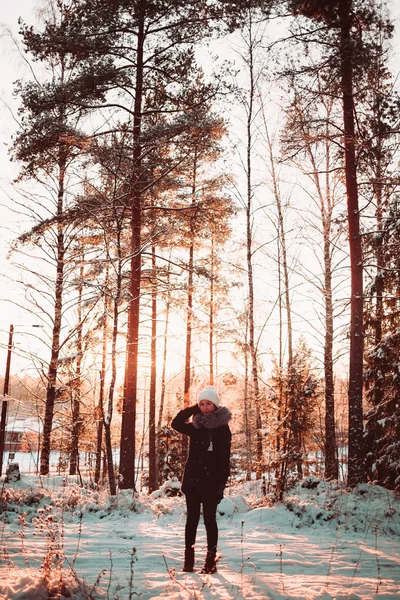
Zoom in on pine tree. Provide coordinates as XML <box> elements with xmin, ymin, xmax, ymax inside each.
<box><xmin>65</xmin><ymin>0</ymin><xmax>228</xmax><ymax>489</ymax></box>
<box><xmin>272</xmin><ymin>337</ymin><xmax>321</xmax><ymax>496</ymax></box>
<box><xmin>12</xmin><ymin>0</ymin><xmax>109</xmax><ymax>474</ymax></box>
<box><xmin>356</xmin><ymin>9</ymin><xmax>399</xmax><ymax>491</ymax></box>
<box><xmin>364</xmin><ymin>194</ymin><xmax>400</xmax><ymax>491</ymax></box>
<box><xmin>285</xmin><ymin>0</ymin><xmax>393</xmax><ymax>486</ymax></box>
<box><xmin>280</xmin><ymin>73</ymin><xmax>345</xmax><ymax>481</ymax></box>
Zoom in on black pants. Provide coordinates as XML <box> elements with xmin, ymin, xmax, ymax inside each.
<box><xmin>184</xmin><ymin>488</ymin><xmax>218</xmax><ymax>552</ymax></box>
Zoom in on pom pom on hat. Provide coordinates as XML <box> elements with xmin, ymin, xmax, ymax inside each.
<box><xmin>197</xmin><ymin>385</ymin><xmax>220</xmax><ymax>408</ymax></box>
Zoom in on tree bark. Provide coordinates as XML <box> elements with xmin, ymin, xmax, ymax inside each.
<box><xmin>322</xmin><ymin>138</ymin><xmax>338</xmax><ymax>480</ymax></box>
<box><xmin>372</xmin><ymin>96</ymin><xmax>384</xmax><ymax>407</ymax></box>
<box><xmin>70</xmin><ymin>257</ymin><xmax>84</xmax><ymax>476</ymax></box>
<box><xmin>300</xmin><ymin>106</ymin><xmax>338</xmax><ymax>480</ymax></box>
<box><xmin>95</xmin><ymin>268</ymin><xmax>109</xmax><ymax>485</ymax></box>
<box><xmin>40</xmin><ymin>153</ymin><xmax>66</xmax><ymax>476</ymax></box>
<box><xmin>276</xmin><ymin>235</ymin><xmax>283</xmax><ymax>478</ymax></box>
<box><xmin>339</xmin><ymin>0</ymin><xmax>364</xmax><ymax>487</ymax></box>
<box><xmin>0</xmin><ymin>325</ymin><xmax>14</xmax><ymax>477</ymax></box>
<box><xmin>245</xmin><ymin>11</ymin><xmax>263</xmax><ymax>478</ymax></box>
<box><xmin>103</xmin><ymin>280</ymin><xmax>119</xmax><ymax>496</ymax></box>
<box><xmin>148</xmin><ymin>245</ymin><xmax>157</xmax><ymax>492</ymax></box>
<box><xmin>243</xmin><ymin>318</ymin><xmax>252</xmax><ymax>481</ymax></box>
<box><xmin>105</xmin><ymin>209</ymin><xmax>125</xmax><ymax>496</ymax></box>
<box><xmin>263</xmin><ymin>117</ymin><xmax>294</xmax><ymax>484</ymax></box>
<box><xmin>94</xmin><ymin>382</ymin><xmax>104</xmax><ymax>485</ymax></box>
<box><xmin>119</xmin><ymin>9</ymin><xmax>145</xmax><ymax>490</ymax></box>
<box><xmin>157</xmin><ymin>259</ymin><xmax>171</xmax><ymax>452</ymax></box>
<box><xmin>266</xmin><ymin>130</ymin><xmax>293</xmax><ymax>369</ymax></box>
<box><xmin>182</xmin><ymin>151</ymin><xmax>197</xmax><ymax>461</ymax></box>
<box><xmin>183</xmin><ymin>254</ymin><xmax>193</xmax><ymax>411</ymax></box>
<box><xmin>209</xmin><ymin>235</ymin><xmax>215</xmax><ymax>386</ymax></box>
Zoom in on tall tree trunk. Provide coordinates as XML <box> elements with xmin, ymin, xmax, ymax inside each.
<box><xmin>157</xmin><ymin>259</ymin><xmax>171</xmax><ymax>453</ymax></box>
<box><xmin>182</xmin><ymin>150</ymin><xmax>197</xmax><ymax>460</ymax></box>
<box><xmin>40</xmin><ymin>153</ymin><xmax>66</xmax><ymax>475</ymax></box>
<box><xmin>0</xmin><ymin>325</ymin><xmax>14</xmax><ymax>478</ymax></box>
<box><xmin>323</xmin><ymin>214</ymin><xmax>337</xmax><ymax>479</ymax></box>
<box><xmin>104</xmin><ymin>419</ymin><xmax>116</xmax><ymax>496</ymax></box>
<box><xmin>104</xmin><ymin>222</ymin><xmax>124</xmax><ymax>496</ymax></box>
<box><xmin>95</xmin><ymin>268</ymin><xmax>109</xmax><ymax>485</ymax></box>
<box><xmin>243</xmin><ymin>317</ymin><xmax>252</xmax><ymax>481</ymax></box>
<box><xmin>275</xmin><ymin>233</ymin><xmax>283</xmax><ymax>478</ymax></box>
<box><xmin>296</xmin><ymin>102</ymin><xmax>338</xmax><ymax>480</ymax></box>
<box><xmin>373</xmin><ymin>181</ymin><xmax>383</xmax><ymax>349</ymax></box>
<box><xmin>372</xmin><ymin>100</ymin><xmax>384</xmax><ymax>406</ymax></box>
<box><xmin>70</xmin><ymin>256</ymin><xmax>84</xmax><ymax>476</ymax></box>
<box><xmin>263</xmin><ymin>118</ymin><xmax>294</xmax><ymax>483</ymax></box>
<box><xmin>264</xmin><ymin>125</ymin><xmax>293</xmax><ymax>368</ymax></box>
<box><xmin>148</xmin><ymin>245</ymin><xmax>157</xmax><ymax>492</ymax></box>
<box><xmin>95</xmin><ymin>373</ymin><xmax>104</xmax><ymax>485</ymax></box>
<box><xmin>183</xmin><ymin>250</ymin><xmax>193</xmax><ymax>411</ymax></box>
<box><xmin>103</xmin><ymin>292</ymin><xmax>119</xmax><ymax>496</ymax></box>
<box><xmin>321</xmin><ymin>133</ymin><xmax>338</xmax><ymax>480</ymax></box>
<box><xmin>339</xmin><ymin>0</ymin><xmax>364</xmax><ymax>487</ymax></box>
<box><xmin>209</xmin><ymin>235</ymin><xmax>215</xmax><ymax>386</ymax></box>
<box><xmin>119</xmin><ymin>11</ymin><xmax>145</xmax><ymax>490</ymax></box>
<box><xmin>245</xmin><ymin>11</ymin><xmax>263</xmax><ymax>478</ymax></box>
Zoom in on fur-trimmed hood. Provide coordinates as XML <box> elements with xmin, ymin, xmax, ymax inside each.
<box><xmin>193</xmin><ymin>406</ymin><xmax>232</xmax><ymax>429</ymax></box>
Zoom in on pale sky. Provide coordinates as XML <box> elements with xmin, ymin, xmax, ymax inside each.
<box><xmin>0</xmin><ymin>0</ymin><xmax>399</xmax><ymax>384</ymax></box>
<box><xmin>0</xmin><ymin>1</ymin><xmax>45</xmax><ymax>374</ymax></box>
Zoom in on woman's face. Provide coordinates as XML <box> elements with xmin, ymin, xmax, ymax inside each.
<box><xmin>199</xmin><ymin>400</ymin><xmax>217</xmax><ymax>414</ymax></box>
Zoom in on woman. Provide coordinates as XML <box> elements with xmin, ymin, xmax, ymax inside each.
<box><xmin>171</xmin><ymin>385</ymin><xmax>232</xmax><ymax>574</ymax></box>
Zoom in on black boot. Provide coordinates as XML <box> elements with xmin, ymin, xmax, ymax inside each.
<box><xmin>200</xmin><ymin>550</ymin><xmax>217</xmax><ymax>574</ymax></box>
<box><xmin>182</xmin><ymin>547</ymin><xmax>195</xmax><ymax>572</ymax></box>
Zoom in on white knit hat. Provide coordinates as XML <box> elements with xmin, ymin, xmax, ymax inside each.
<box><xmin>197</xmin><ymin>385</ymin><xmax>220</xmax><ymax>408</ymax></box>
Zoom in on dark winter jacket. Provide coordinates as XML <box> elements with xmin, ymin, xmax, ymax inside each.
<box><xmin>171</xmin><ymin>404</ymin><xmax>232</xmax><ymax>498</ymax></box>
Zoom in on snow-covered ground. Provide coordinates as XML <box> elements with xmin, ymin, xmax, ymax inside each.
<box><xmin>0</xmin><ymin>474</ymin><xmax>399</xmax><ymax>599</ymax></box>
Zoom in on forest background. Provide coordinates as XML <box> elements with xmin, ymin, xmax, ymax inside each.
<box><xmin>0</xmin><ymin>0</ymin><xmax>399</xmax><ymax>499</ymax></box>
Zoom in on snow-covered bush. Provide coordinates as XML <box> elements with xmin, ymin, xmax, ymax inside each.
<box><xmin>0</xmin><ymin>485</ymin><xmax>52</xmax><ymax>520</ymax></box>
<box><xmin>217</xmin><ymin>495</ymin><xmax>251</xmax><ymax>517</ymax></box>
<box><xmin>150</xmin><ymin>478</ymin><xmax>182</xmax><ymax>499</ymax></box>
<box><xmin>2</xmin><ymin>568</ymin><xmax>92</xmax><ymax>600</ymax></box>
<box><xmin>284</xmin><ymin>479</ymin><xmax>400</xmax><ymax>535</ymax></box>
<box><xmin>148</xmin><ymin>478</ymin><xmax>184</xmax><ymax>516</ymax></box>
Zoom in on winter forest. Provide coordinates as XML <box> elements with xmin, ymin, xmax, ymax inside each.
<box><xmin>0</xmin><ymin>0</ymin><xmax>400</xmax><ymax>598</ymax></box>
